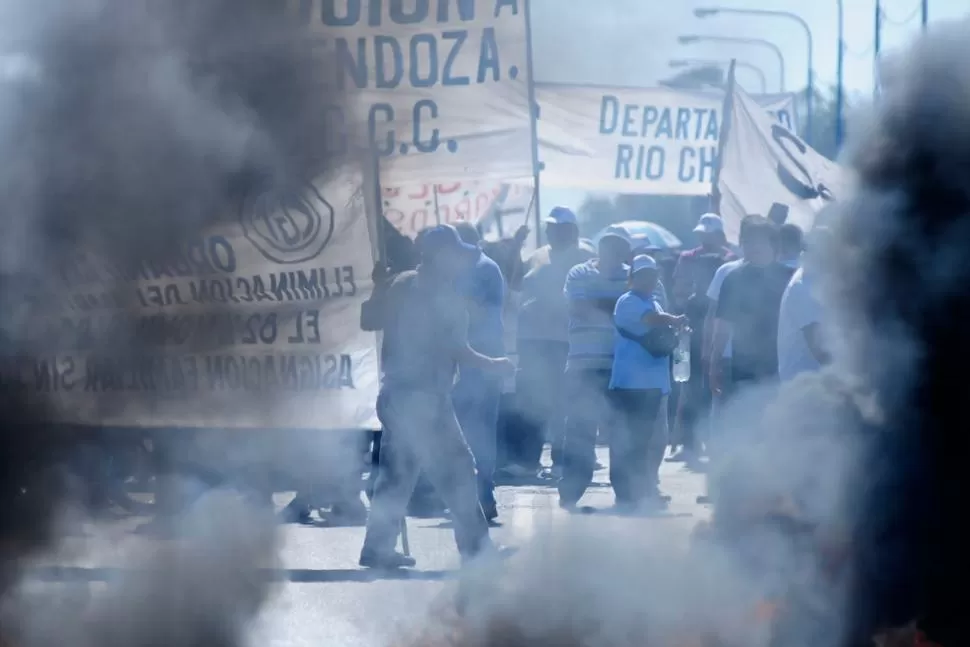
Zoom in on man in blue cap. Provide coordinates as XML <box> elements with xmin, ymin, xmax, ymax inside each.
<box><xmin>558</xmin><ymin>225</ymin><xmax>634</xmax><ymax>508</ymax></box>
<box><xmin>359</xmin><ymin>224</ymin><xmax>514</xmax><ymax>568</ymax></box>
<box><xmin>509</xmin><ymin>207</ymin><xmax>595</xmax><ymax>478</ymax></box>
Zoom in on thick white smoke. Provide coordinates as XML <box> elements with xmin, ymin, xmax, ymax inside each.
<box><xmin>397</xmin><ymin>17</ymin><xmax>970</xmax><ymax>647</ymax></box>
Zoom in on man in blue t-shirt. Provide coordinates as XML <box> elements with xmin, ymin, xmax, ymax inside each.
<box><xmin>453</xmin><ymin>222</ymin><xmax>505</xmax><ymax>521</ymax></box>
<box><xmin>610</xmin><ymin>255</ymin><xmax>687</xmax><ymax>509</ymax></box>
<box><xmin>558</xmin><ymin>226</ymin><xmax>633</xmax><ymax>507</ymax></box>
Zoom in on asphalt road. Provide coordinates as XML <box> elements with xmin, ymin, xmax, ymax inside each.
<box><xmin>19</xmin><ymin>449</ymin><xmax>710</xmax><ymax>647</ymax></box>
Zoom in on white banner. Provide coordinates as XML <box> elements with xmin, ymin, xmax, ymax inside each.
<box><xmin>535</xmin><ymin>84</ymin><xmax>799</xmax><ymax>195</ymax></box>
<box><xmin>4</xmin><ymin>170</ymin><xmax>380</xmax><ymax>430</ymax></box>
<box><xmin>300</xmin><ymin>0</ymin><xmax>534</xmax><ymax>185</ymax></box>
<box><xmin>382</xmin><ymin>180</ymin><xmax>505</xmax><ymax>238</ymax></box>
<box><xmin>382</xmin><ymin>180</ymin><xmax>533</xmax><ymax>239</ymax></box>
<box><xmin>717</xmin><ymin>84</ymin><xmax>851</xmax><ymax>243</ymax></box>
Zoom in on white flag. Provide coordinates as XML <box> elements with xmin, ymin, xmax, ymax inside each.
<box><xmin>717</xmin><ymin>82</ymin><xmax>851</xmax><ymax>242</ymax></box>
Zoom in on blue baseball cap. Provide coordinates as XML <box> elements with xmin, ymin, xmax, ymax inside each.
<box><xmin>630</xmin><ymin>254</ymin><xmax>658</xmax><ymax>274</ymax></box>
<box><xmin>544</xmin><ymin>206</ymin><xmax>578</xmax><ymax>225</ymax></box>
<box><xmin>419</xmin><ymin>224</ymin><xmax>480</xmax><ymax>259</ymax></box>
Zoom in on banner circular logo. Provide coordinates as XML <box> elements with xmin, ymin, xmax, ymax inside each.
<box><xmin>241</xmin><ymin>183</ymin><xmax>335</xmax><ymax>264</ymax></box>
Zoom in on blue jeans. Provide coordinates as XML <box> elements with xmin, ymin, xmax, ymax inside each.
<box><xmin>454</xmin><ymin>369</ymin><xmax>502</xmax><ymax>508</ymax></box>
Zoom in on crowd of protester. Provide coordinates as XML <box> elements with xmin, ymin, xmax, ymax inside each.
<box><xmin>299</xmin><ymin>205</ymin><xmax>828</xmax><ymax>569</ymax></box>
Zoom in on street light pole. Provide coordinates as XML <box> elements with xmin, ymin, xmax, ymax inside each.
<box><xmin>669</xmin><ymin>59</ymin><xmax>767</xmax><ymax>93</ymax></box>
<box><xmin>874</xmin><ymin>0</ymin><xmax>882</xmax><ymax>56</ymax></box>
<box><xmin>874</xmin><ymin>0</ymin><xmax>882</xmax><ymax>100</ymax></box>
<box><xmin>678</xmin><ymin>35</ymin><xmax>786</xmax><ymax>91</ymax></box>
<box><xmin>836</xmin><ymin>0</ymin><xmax>844</xmax><ymax>149</ymax></box>
<box><xmin>922</xmin><ymin>0</ymin><xmax>928</xmax><ymax>28</ymax></box>
<box><xmin>694</xmin><ymin>8</ymin><xmax>813</xmax><ymax>143</ymax></box>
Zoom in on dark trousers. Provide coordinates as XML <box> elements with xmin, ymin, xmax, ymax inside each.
<box><xmin>497</xmin><ymin>393</ymin><xmax>524</xmax><ymax>469</ymax></box>
<box><xmin>454</xmin><ymin>370</ymin><xmax>501</xmax><ymax>508</ymax></box>
<box><xmin>367</xmin><ymin>432</ymin><xmax>438</xmax><ymax>511</ymax></box>
<box><xmin>514</xmin><ymin>340</ymin><xmax>569</xmax><ymax>467</ymax></box>
<box><xmin>609</xmin><ymin>388</ymin><xmax>664</xmax><ymax>505</ymax></box>
<box><xmin>558</xmin><ymin>367</ymin><xmax>613</xmax><ymax>505</ymax></box>
<box><xmin>678</xmin><ymin>333</ymin><xmax>710</xmax><ymax>451</ymax></box>
<box><xmin>363</xmin><ymin>387</ymin><xmax>490</xmax><ymax>558</ymax></box>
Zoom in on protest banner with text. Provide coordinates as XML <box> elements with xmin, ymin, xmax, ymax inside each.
<box><xmin>1</xmin><ymin>170</ymin><xmax>380</xmax><ymax>431</ymax></box>
<box><xmin>535</xmin><ymin>84</ymin><xmax>799</xmax><ymax>195</ymax></box>
<box><xmin>297</xmin><ymin>0</ymin><xmax>534</xmax><ymax>185</ymax></box>
<box><xmin>381</xmin><ymin>180</ymin><xmax>532</xmax><ymax>238</ymax></box>
<box><xmin>382</xmin><ymin>180</ymin><xmax>505</xmax><ymax>238</ymax></box>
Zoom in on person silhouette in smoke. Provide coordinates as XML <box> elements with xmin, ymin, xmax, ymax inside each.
<box><xmin>558</xmin><ymin>226</ymin><xmax>634</xmax><ymax>509</ymax></box>
<box><xmin>359</xmin><ymin>224</ymin><xmax>514</xmax><ymax>568</ymax></box>
<box><xmin>512</xmin><ymin>207</ymin><xmax>595</xmax><ymax>480</ymax></box>
<box><xmin>709</xmin><ymin>216</ymin><xmax>794</xmax><ymax>397</ymax></box>
<box><xmin>777</xmin><ymin>226</ymin><xmax>832</xmax><ymax>383</ymax></box>
<box><xmin>453</xmin><ymin>222</ymin><xmax>506</xmax><ymax>522</ymax></box>
<box><xmin>669</xmin><ymin>212</ymin><xmax>735</xmax><ymax>465</ymax></box>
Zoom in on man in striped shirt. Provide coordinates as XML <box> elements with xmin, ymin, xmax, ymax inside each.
<box><xmin>558</xmin><ymin>226</ymin><xmax>634</xmax><ymax>508</ymax></box>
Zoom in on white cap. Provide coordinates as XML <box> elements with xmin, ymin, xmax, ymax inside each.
<box><xmin>693</xmin><ymin>213</ymin><xmax>724</xmax><ymax>234</ymax></box>
<box><xmin>544</xmin><ymin>206</ymin><xmax>578</xmax><ymax>225</ymax></box>
<box><xmin>630</xmin><ymin>254</ymin><xmax>658</xmax><ymax>274</ymax></box>
<box><xmin>599</xmin><ymin>224</ymin><xmax>632</xmax><ymax>245</ymax></box>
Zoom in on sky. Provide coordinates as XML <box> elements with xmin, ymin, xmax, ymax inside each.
<box><xmin>527</xmin><ymin>0</ymin><xmax>969</xmax><ymax>213</ymax></box>
<box><xmin>530</xmin><ymin>0</ymin><xmax>968</xmax><ymax>95</ymax></box>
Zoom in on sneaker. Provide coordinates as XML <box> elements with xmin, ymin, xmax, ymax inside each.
<box><xmin>359</xmin><ymin>549</ymin><xmax>416</xmax><ymax>569</ymax></box>
<box><xmin>536</xmin><ymin>466</ymin><xmax>559</xmax><ymax>481</ymax></box>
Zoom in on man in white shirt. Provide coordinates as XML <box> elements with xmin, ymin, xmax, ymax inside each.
<box><xmin>777</xmin><ymin>228</ymin><xmax>832</xmax><ymax>381</ymax></box>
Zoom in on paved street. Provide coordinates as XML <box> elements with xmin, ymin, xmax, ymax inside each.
<box><xmin>23</xmin><ymin>449</ymin><xmax>709</xmax><ymax>647</ymax></box>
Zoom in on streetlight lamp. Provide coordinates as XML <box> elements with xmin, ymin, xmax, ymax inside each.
<box><xmin>669</xmin><ymin>58</ymin><xmax>767</xmax><ymax>93</ymax></box>
<box><xmin>678</xmin><ymin>34</ymin><xmax>786</xmax><ymax>92</ymax></box>
<box><xmin>694</xmin><ymin>7</ymin><xmax>813</xmax><ymax>143</ymax></box>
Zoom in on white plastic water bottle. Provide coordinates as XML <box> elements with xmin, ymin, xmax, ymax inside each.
<box><xmin>673</xmin><ymin>331</ymin><xmax>691</xmax><ymax>383</ymax></box>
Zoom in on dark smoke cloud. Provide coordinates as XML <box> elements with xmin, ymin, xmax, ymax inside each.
<box><xmin>826</xmin><ymin>18</ymin><xmax>970</xmax><ymax>645</ymax></box>
<box><xmin>1</xmin><ymin>0</ymin><xmax>348</xmax><ymax>642</ymax></box>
